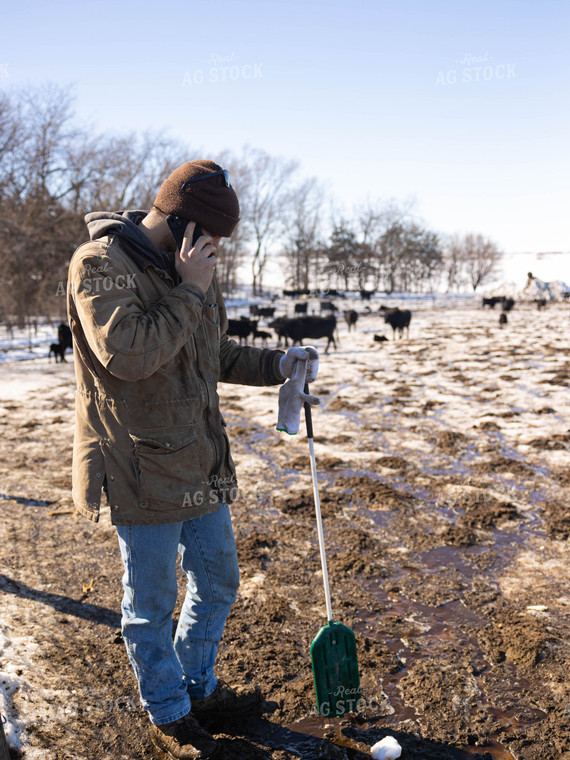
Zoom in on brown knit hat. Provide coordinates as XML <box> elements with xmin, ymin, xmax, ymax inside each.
<box><xmin>153</xmin><ymin>160</ymin><xmax>240</xmax><ymax>237</ymax></box>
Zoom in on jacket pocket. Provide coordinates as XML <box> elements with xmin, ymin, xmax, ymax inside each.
<box><xmin>129</xmin><ymin>424</ymin><xmax>207</xmax><ymax>509</ymax></box>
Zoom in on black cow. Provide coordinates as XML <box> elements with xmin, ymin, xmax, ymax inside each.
<box><xmin>57</xmin><ymin>323</ymin><xmax>72</xmax><ymax>356</ymax></box>
<box><xmin>250</xmin><ymin>305</ymin><xmax>276</xmax><ymax>318</ymax></box>
<box><xmin>283</xmin><ymin>289</ymin><xmax>311</xmax><ymax>297</ymax></box>
<box><xmin>535</xmin><ymin>298</ymin><xmax>547</xmax><ymax>310</ymax></box>
<box><xmin>482</xmin><ymin>296</ymin><xmax>503</xmax><ymax>309</ymax></box>
<box><xmin>252</xmin><ymin>328</ymin><xmax>271</xmax><ymax>346</ymax></box>
<box><xmin>499</xmin><ymin>312</ymin><xmax>508</xmax><ymax>328</ymax></box>
<box><xmin>294</xmin><ymin>302</ymin><xmax>308</xmax><ymax>314</ymax></box>
<box><xmin>320</xmin><ymin>301</ymin><xmax>338</xmax><ymax>313</ymax></box>
<box><xmin>269</xmin><ymin>315</ymin><xmax>337</xmax><ymax>353</ymax></box>
<box><xmin>268</xmin><ymin>317</ymin><xmax>287</xmax><ymax>346</ymax></box>
<box><xmin>360</xmin><ymin>289</ymin><xmax>375</xmax><ymax>301</ymax></box>
<box><xmin>344</xmin><ymin>310</ymin><xmax>358</xmax><ymax>331</ymax></box>
<box><xmin>227</xmin><ymin>318</ymin><xmax>257</xmax><ymax>344</ymax></box>
<box><xmin>382</xmin><ymin>307</ymin><xmax>412</xmax><ymax>339</ymax></box>
<box><xmin>483</xmin><ymin>296</ymin><xmax>515</xmax><ymax>311</ymax></box>
<box><xmin>48</xmin><ymin>342</ymin><xmax>67</xmax><ymax>362</ymax></box>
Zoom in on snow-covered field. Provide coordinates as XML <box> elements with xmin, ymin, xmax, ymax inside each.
<box><xmin>1</xmin><ymin>295</ymin><xmax>570</xmax><ymax>759</ymax></box>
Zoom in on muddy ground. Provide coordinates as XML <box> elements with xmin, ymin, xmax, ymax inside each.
<box><xmin>1</xmin><ymin>304</ymin><xmax>570</xmax><ymax>759</ymax></box>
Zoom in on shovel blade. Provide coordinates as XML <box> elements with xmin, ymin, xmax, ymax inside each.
<box><xmin>310</xmin><ymin>621</ymin><xmax>361</xmax><ymax>717</ymax></box>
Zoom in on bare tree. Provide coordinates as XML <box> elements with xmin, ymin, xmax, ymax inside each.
<box><xmin>281</xmin><ymin>177</ymin><xmax>324</xmax><ymax>291</ymax></box>
<box><xmin>458</xmin><ymin>233</ymin><xmax>503</xmax><ymax>291</ymax></box>
<box><xmin>377</xmin><ymin>222</ymin><xmax>406</xmax><ymax>293</ymax></box>
<box><xmin>0</xmin><ymin>84</ymin><xmax>191</xmax><ymax>324</ymax></box>
<box><xmin>409</xmin><ymin>226</ymin><xmax>443</xmax><ymax>292</ymax></box>
<box><xmin>239</xmin><ymin>146</ymin><xmax>298</xmax><ymax>296</ymax></box>
<box><xmin>0</xmin><ymin>92</ymin><xmax>24</xmax><ymax>196</ymax></box>
<box><xmin>375</xmin><ymin>219</ymin><xmax>443</xmax><ymax>293</ymax></box>
<box><xmin>354</xmin><ymin>198</ymin><xmax>419</xmax><ymax>291</ymax></box>
<box><xmin>322</xmin><ymin>221</ymin><xmax>362</xmax><ymax>290</ymax></box>
<box><xmin>352</xmin><ymin>200</ymin><xmax>386</xmax><ymax>290</ymax></box>
<box><xmin>444</xmin><ymin>234</ymin><xmax>468</xmax><ymax>292</ymax></box>
<box><xmin>215</xmin><ymin>233</ymin><xmax>246</xmax><ymax>294</ymax></box>
<box><xmin>213</xmin><ymin>150</ymin><xmax>253</xmax><ymax>295</ymax></box>
<box><xmin>0</xmin><ymin>84</ymin><xmax>79</xmax><ymax>325</ymax></box>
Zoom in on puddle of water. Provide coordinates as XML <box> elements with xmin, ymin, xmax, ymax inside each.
<box><xmin>286</xmin><ymin>713</ymin><xmax>518</xmax><ymax>760</ymax></box>
<box><xmin>351</xmin><ymin>583</ymin><xmax>544</xmax><ymax>760</ymax></box>
<box><xmin>489</xmin><ymin>705</ymin><xmax>548</xmax><ymax>730</ymax></box>
<box><xmin>462</xmin><ymin>743</ymin><xmax>515</xmax><ymax>760</ymax></box>
<box><xmin>264</xmin><ymin>719</ymin><xmax>325</xmax><ymax>756</ymax></box>
<box><xmin>420</xmin><ymin>545</ymin><xmax>486</xmax><ymax>581</ymax></box>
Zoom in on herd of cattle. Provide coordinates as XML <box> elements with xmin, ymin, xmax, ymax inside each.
<box><xmin>48</xmin><ymin>306</ymin><xmax>409</xmax><ymax>362</ymax></box>
<box><xmin>226</xmin><ymin>292</ymin><xmax>548</xmax><ymax>349</ymax></box>
<box><xmin>226</xmin><ymin>303</ymin><xmax>413</xmax><ymax>352</ymax></box>
<box><xmin>50</xmin><ymin>292</ymin><xmax>541</xmax><ymax>360</ymax></box>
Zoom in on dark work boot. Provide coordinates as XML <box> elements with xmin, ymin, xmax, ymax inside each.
<box><xmin>150</xmin><ymin>711</ymin><xmax>221</xmax><ymax>759</ymax></box>
<box><xmin>191</xmin><ymin>679</ymin><xmax>262</xmax><ymax>719</ymax></box>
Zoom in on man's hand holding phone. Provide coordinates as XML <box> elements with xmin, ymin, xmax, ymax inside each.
<box><xmin>173</xmin><ymin>220</ymin><xmax>217</xmax><ymax>294</ymax></box>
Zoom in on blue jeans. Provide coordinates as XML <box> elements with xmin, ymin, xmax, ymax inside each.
<box><xmin>116</xmin><ymin>504</ymin><xmax>240</xmax><ymax>726</ymax></box>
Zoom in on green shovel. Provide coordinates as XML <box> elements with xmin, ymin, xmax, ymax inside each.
<box><xmin>304</xmin><ymin>384</ymin><xmax>361</xmax><ymax>717</ymax></box>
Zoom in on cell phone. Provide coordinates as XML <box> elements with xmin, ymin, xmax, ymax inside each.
<box><xmin>166</xmin><ymin>215</ymin><xmax>204</xmax><ymax>251</ymax></box>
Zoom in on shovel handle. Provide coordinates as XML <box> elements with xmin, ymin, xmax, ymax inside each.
<box><xmin>303</xmin><ymin>383</ymin><xmax>314</xmax><ymax>439</ymax></box>
<box><xmin>304</xmin><ymin>382</ymin><xmax>333</xmax><ymax>624</ymax></box>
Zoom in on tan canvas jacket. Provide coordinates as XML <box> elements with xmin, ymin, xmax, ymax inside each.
<box><xmin>67</xmin><ymin>212</ymin><xmax>284</xmax><ymax>525</ymax></box>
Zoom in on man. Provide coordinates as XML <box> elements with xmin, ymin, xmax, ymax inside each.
<box><xmin>66</xmin><ymin>160</ymin><xmax>318</xmax><ymax>759</ymax></box>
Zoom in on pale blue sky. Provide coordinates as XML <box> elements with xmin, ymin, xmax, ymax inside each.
<box><xmin>2</xmin><ymin>0</ymin><xmax>569</xmax><ymax>278</ymax></box>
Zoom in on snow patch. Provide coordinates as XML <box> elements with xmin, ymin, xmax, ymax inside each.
<box><xmin>371</xmin><ymin>735</ymin><xmax>403</xmax><ymax>759</ymax></box>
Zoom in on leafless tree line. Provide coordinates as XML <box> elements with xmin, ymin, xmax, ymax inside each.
<box><xmin>0</xmin><ymin>84</ymin><xmax>502</xmax><ymax>327</ymax></box>
<box><xmin>281</xmin><ymin>194</ymin><xmax>503</xmax><ymax>295</ymax></box>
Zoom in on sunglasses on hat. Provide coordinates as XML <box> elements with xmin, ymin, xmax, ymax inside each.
<box><xmin>181</xmin><ymin>169</ymin><xmax>231</xmax><ymax>191</ymax></box>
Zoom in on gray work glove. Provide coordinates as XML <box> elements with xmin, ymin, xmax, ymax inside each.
<box><xmin>278</xmin><ymin>345</ymin><xmax>319</xmax><ymax>383</ymax></box>
<box><xmin>276</xmin><ymin>356</ymin><xmax>320</xmax><ymax>435</ymax></box>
